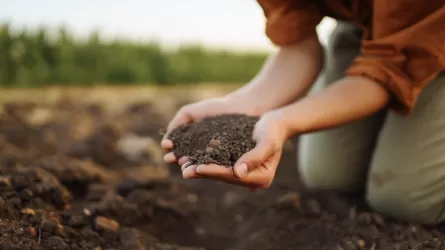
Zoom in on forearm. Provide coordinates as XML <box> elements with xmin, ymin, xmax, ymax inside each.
<box><xmin>275</xmin><ymin>76</ymin><xmax>390</xmax><ymax>138</ymax></box>
<box><xmin>225</xmin><ymin>34</ymin><xmax>323</xmax><ymax>115</ymax></box>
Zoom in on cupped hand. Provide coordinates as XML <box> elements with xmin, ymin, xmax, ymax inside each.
<box><xmin>161</xmin><ymin>96</ymin><xmax>258</xmax><ymax>166</ymax></box>
<box><xmin>182</xmin><ymin>111</ymin><xmax>289</xmax><ymax>190</ymax></box>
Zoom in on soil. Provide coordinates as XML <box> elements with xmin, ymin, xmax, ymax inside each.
<box><xmin>1</xmin><ymin>98</ymin><xmax>445</xmax><ymax>250</ymax></box>
<box><xmin>169</xmin><ymin>114</ymin><xmax>259</xmax><ymax>166</ymax></box>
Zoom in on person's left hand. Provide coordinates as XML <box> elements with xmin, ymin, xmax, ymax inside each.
<box><xmin>181</xmin><ymin>111</ymin><xmax>289</xmax><ymax>191</ymax></box>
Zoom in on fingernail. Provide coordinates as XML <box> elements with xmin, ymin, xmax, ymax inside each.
<box><xmin>195</xmin><ymin>165</ymin><xmax>202</xmax><ymax>174</ymax></box>
<box><xmin>181</xmin><ymin>162</ymin><xmax>191</xmax><ymax>171</ymax></box>
<box><xmin>235</xmin><ymin>163</ymin><xmax>248</xmax><ymax>177</ymax></box>
<box><xmin>163</xmin><ymin>154</ymin><xmax>171</xmax><ymax>163</ymax></box>
<box><xmin>183</xmin><ymin>166</ymin><xmax>196</xmax><ymax>179</ymax></box>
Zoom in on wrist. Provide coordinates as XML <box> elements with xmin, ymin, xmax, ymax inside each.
<box><xmin>222</xmin><ymin>88</ymin><xmax>268</xmax><ymax>116</ymax></box>
<box><xmin>262</xmin><ymin>109</ymin><xmax>293</xmax><ymax>141</ymax></box>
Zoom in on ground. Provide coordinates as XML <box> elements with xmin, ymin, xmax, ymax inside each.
<box><xmin>1</xmin><ymin>86</ymin><xmax>445</xmax><ymax>250</ymax></box>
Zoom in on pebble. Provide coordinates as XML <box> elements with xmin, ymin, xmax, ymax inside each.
<box><xmin>28</xmin><ymin>227</ymin><xmax>37</xmax><ymax>237</ymax></box>
<box><xmin>69</xmin><ymin>215</ymin><xmax>85</xmax><ymax>227</ymax></box>
<box><xmin>357</xmin><ymin>212</ymin><xmax>372</xmax><ymax>225</ymax></box>
<box><xmin>46</xmin><ymin>236</ymin><xmax>69</xmax><ymax>249</ymax></box>
<box><xmin>21</xmin><ymin>208</ymin><xmax>36</xmax><ymax>216</ymax></box>
<box><xmin>41</xmin><ymin>221</ymin><xmax>58</xmax><ymax>234</ymax></box>
<box><xmin>83</xmin><ymin>208</ymin><xmax>92</xmax><ymax>216</ymax></box>
<box><xmin>95</xmin><ymin>216</ymin><xmax>120</xmax><ymax>232</ymax></box>
<box><xmin>276</xmin><ymin>192</ymin><xmax>300</xmax><ymax>209</ymax></box>
<box><xmin>371</xmin><ymin>213</ymin><xmax>385</xmax><ymax>227</ymax></box>
<box><xmin>0</xmin><ymin>177</ymin><xmax>11</xmax><ymax>187</ymax></box>
<box><xmin>307</xmin><ymin>199</ymin><xmax>322</xmax><ymax>216</ymax></box>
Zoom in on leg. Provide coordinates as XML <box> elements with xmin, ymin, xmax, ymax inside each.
<box><xmin>298</xmin><ymin>21</ymin><xmax>387</xmax><ymax>192</ymax></box>
<box><xmin>367</xmin><ymin>72</ymin><xmax>445</xmax><ymax>224</ymax></box>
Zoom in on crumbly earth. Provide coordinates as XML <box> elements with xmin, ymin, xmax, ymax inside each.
<box><xmin>169</xmin><ymin>114</ymin><xmax>259</xmax><ymax>166</ymax></box>
<box><xmin>2</xmin><ymin>98</ymin><xmax>445</xmax><ymax>250</ymax></box>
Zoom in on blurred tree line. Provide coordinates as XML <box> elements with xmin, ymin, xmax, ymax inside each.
<box><xmin>0</xmin><ymin>23</ymin><xmax>268</xmax><ymax>87</ymax></box>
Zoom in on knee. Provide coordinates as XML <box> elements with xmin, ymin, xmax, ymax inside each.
<box><xmin>367</xmin><ymin>181</ymin><xmax>443</xmax><ymax>225</ymax></box>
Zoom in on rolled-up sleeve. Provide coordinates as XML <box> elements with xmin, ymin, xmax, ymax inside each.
<box><xmin>346</xmin><ymin>1</ymin><xmax>445</xmax><ymax>114</ymax></box>
<box><xmin>257</xmin><ymin>0</ymin><xmax>323</xmax><ymax>45</ymax></box>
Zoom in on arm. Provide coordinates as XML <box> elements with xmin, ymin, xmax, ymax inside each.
<box><xmin>274</xmin><ymin>76</ymin><xmax>389</xmax><ymax>137</ymax></box>
<box><xmin>225</xmin><ymin>34</ymin><xmax>323</xmax><ymax>115</ymax></box>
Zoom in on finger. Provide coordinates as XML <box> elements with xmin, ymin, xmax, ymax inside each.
<box><xmin>181</xmin><ymin>161</ymin><xmax>193</xmax><ymax>171</ymax></box>
<box><xmin>194</xmin><ymin>164</ymin><xmax>251</xmax><ymax>186</ymax></box>
<box><xmin>195</xmin><ymin>164</ymin><xmax>233</xmax><ymax>177</ymax></box>
<box><xmin>161</xmin><ymin>139</ymin><xmax>174</xmax><ymax>151</ymax></box>
<box><xmin>195</xmin><ymin>164</ymin><xmax>270</xmax><ymax>188</ymax></box>
<box><xmin>178</xmin><ymin>156</ymin><xmax>189</xmax><ymax>166</ymax></box>
<box><xmin>233</xmin><ymin>141</ymin><xmax>274</xmax><ymax>178</ymax></box>
<box><xmin>163</xmin><ymin>152</ymin><xmax>177</xmax><ymax>164</ymax></box>
<box><xmin>184</xmin><ymin>164</ymin><xmax>239</xmax><ymax>184</ymax></box>
<box><xmin>182</xmin><ymin>165</ymin><xmax>203</xmax><ymax>179</ymax></box>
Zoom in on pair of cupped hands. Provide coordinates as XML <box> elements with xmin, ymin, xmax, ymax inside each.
<box><xmin>161</xmin><ymin>97</ymin><xmax>288</xmax><ymax>191</ymax></box>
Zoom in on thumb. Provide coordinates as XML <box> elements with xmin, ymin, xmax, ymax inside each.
<box><xmin>233</xmin><ymin>140</ymin><xmax>274</xmax><ymax>178</ymax></box>
<box><xmin>162</xmin><ymin>108</ymin><xmax>193</xmax><ymax>141</ymax></box>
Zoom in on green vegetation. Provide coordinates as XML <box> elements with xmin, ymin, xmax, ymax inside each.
<box><xmin>0</xmin><ymin>23</ymin><xmax>268</xmax><ymax>87</ymax></box>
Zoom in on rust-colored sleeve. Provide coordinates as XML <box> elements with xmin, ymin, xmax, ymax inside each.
<box><xmin>347</xmin><ymin>1</ymin><xmax>445</xmax><ymax>114</ymax></box>
<box><xmin>257</xmin><ymin>0</ymin><xmax>323</xmax><ymax>45</ymax></box>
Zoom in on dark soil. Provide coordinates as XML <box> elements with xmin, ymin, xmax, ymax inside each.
<box><xmin>169</xmin><ymin>114</ymin><xmax>259</xmax><ymax>166</ymax></box>
<box><xmin>2</xmin><ymin>98</ymin><xmax>445</xmax><ymax>250</ymax></box>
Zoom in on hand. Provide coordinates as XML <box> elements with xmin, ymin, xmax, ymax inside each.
<box><xmin>161</xmin><ymin>96</ymin><xmax>259</xmax><ymax>166</ymax></box>
<box><xmin>182</xmin><ymin>110</ymin><xmax>289</xmax><ymax>190</ymax></box>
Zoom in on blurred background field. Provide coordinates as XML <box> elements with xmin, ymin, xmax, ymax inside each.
<box><xmin>1</xmin><ymin>0</ymin><xmax>335</xmax><ymax>89</ymax></box>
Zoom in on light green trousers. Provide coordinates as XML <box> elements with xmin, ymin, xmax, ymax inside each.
<box><xmin>298</xmin><ymin>21</ymin><xmax>445</xmax><ymax>225</ymax></box>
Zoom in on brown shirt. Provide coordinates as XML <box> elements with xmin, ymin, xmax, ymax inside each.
<box><xmin>257</xmin><ymin>0</ymin><xmax>445</xmax><ymax>114</ymax></box>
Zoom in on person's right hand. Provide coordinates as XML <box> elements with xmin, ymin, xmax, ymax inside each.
<box><xmin>161</xmin><ymin>96</ymin><xmax>258</xmax><ymax>167</ymax></box>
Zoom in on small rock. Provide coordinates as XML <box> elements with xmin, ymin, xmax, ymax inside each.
<box><xmin>348</xmin><ymin>207</ymin><xmax>356</xmax><ymax>220</ymax></box>
<box><xmin>83</xmin><ymin>208</ymin><xmax>92</xmax><ymax>216</ymax></box>
<box><xmin>41</xmin><ymin>221</ymin><xmax>58</xmax><ymax>234</ymax></box>
<box><xmin>357</xmin><ymin>212</ymin><xmax>372</xmax><ymax>225</ymax></box>
<box><xmin>357</xmin><ymin>239</ymin><xmax>365</xmax><ymax>248</ymax></box>
<box><xmin>119</xmin><ymin>228</ymin><xmax>159</xmax><ymax>249</ymax></box>
<box><xmin>54</xmin><ymin>224</ymin><xmax>67</xmax><ymax>237</ymax></box>
<box><xmin>19</xmin><ymin>189</ymin><xmax>33</xmax><ymax>200</ymax></box>
<box><xmin>276</xmin><ymin>192</ymin><xmax>301</xmax><ymax>210</ymax></box>
<box><xmin>69</xmin><ymin>215</ymin><xmax>85</xmax><ymax>227</ymax></box>
<box><xmin>95</xmin><ymin>216</ymin><xmax>120</xmax><ymax>232</ymax></box>
<box><xmin>372</xmin><ymin>213</ymin><xmax>385</xmax><ymax>227</ymax></box>
<box><xmin>21</xmin><ymin>208</ymin><xmax>36</xmax><ymax>216</ymax></box>
<box><xmin>196</xmin><ymin>227</ymin><xmax>206</xmax><ymax>236</ymax></box>
<box><xmin>223</xmin><ymin>192</ymin><xmax>242</xmax><ymax>208</ymax></box>
<box><xmin>46</xmin><ymin>236</ymin><xmax>69</xmax><ymax>249</ymax></box>
<box><xmin>0</xmin><ymin>177</ymin><xmax>11</xmax><ymax>187</ymax></box>
<box><xmin>187</xmin><ymin>194</ymin><xmax>198</xmax><ymax>203</ymax></box>
<box><xmin>306</xmin><ymin>199</ymin><xmax>321</xmax><ymax>216</ymax></box>
<box><xmin>16</xmin><ymin>228</ymin><xmax>24</xmax><ymax>236</ymax></box>
<box><xmin>28</xmin><ymin>227</ymin><xmax>37</xmax><ymax>237</ymax></box>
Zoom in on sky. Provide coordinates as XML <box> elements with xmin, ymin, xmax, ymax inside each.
<box><xmin>1</xmin><ymin>0</ymin><xmax>336</xmax><ymax>51</ymax></box>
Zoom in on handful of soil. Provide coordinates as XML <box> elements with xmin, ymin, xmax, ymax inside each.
<box><xmin>168</xmin><ymin>114</ymin><xmax>259</xmax><ymax>166</ymax></box>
